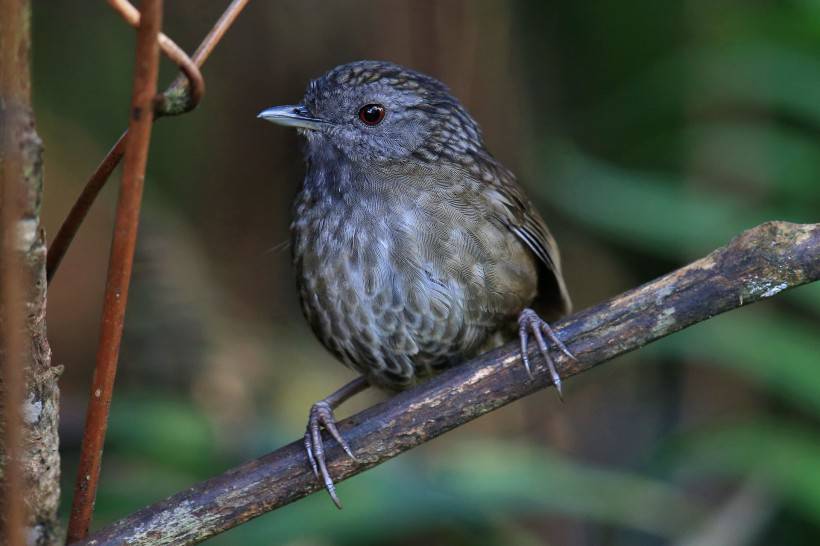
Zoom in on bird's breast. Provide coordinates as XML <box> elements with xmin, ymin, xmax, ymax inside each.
<box><xmin>291</xmin><ymin>167</ymin><xmax>537</xmax><ymax>388</ymax></box>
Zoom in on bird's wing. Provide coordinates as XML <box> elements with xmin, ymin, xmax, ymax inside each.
<box><xmin>482</xmin><ymin>160</ymin><xmax>572</xmax><ymax>319</ymax></box>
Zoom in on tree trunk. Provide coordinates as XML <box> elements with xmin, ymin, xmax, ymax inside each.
<box><xmin>0</xmin><ymin>1</ymin><xmax>61</xmax><ymax>544</ymax></box>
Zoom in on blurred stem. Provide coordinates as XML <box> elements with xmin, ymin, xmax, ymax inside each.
<box><xmin>77</xmin><ymin>221</ymin><xmax>820</xmax><ymax>546</ymax></box>
<box><xmin>0</xmin><ymin>0</ymin><xmax>60</xmax><ymax>544</ymax></box>
<box><xmin>675</xmin><ymin>479</ymin><xmax>774</xmax><ymax>546</ymax></box>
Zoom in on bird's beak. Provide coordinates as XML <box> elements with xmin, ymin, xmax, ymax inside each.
<box><xmin>257</xmin><ymin>104</ymin><xmax>328</xmax><ymax>131</ymax></box>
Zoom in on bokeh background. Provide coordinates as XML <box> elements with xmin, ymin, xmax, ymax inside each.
<box><xmin>33</xmin><ymin>1</ymin><xmax>820</xmax><ymax>544</ymax></box>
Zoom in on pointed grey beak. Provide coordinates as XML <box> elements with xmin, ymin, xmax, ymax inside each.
<box><xmin>257</xmin><ymin>104</ymin><xmax>328</xmax><ymax>130</ymax></box>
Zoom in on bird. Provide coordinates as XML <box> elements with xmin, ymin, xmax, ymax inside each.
<box><xmin>258</xmin><ymin>60</ymin><xmax>573</xmax><ymax>508</ymax></box>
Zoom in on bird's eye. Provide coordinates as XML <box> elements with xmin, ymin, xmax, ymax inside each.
<box><xmin>358</xmin><ymin>104</ymin><xmax>385</xmax><ymax>126</ymax></box>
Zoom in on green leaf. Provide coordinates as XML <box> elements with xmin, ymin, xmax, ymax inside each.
<box><xmin>436</xmin><ymin>441</ymin><xmax>706</xmax><ymax>539</ymax></box>
<box><xmin>589</xmin><ymin>43</ymin><xmax>820</xmax><ymax>135</ymax></box>
<box><xmin>667</xmin><ymin>420</ymin><xmax>820</xmax><ymax>524</ymax></box>
<box><xmin>647</xmin><ymin>310</ymin><xmax>820</xmax><ymax>416</ymax></box>
<box><xmin>538</xmin><ymin>147</ymin><xmax>777</xmax><ymax>258</ymax></box>
<box><xmin>680</xmin><ymin>122</ymin><xmax>820</xmax><ymax>203</ymax></box>
<box><xmin>207</xmin><ymin>442</ymin><xmax>705</xmax><ymax>545</ymax></box>
<box><xmin>106</xmin><ymin>395</ymin><xmax>217</xmax><ymax>474</ymax></box>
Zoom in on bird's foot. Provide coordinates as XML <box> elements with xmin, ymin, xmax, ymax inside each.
<box><xmin>304</xmin><ymin>400</ymin><xmax>357</xmax><ymax>509</ymax></box>
<box><xmin>517</xmin><ymin>308</ymin><xmax>575</xmax><ymax>399</ymax></box>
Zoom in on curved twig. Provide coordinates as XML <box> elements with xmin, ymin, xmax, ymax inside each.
<box><xmin>45</xmin><ymin>0</ymin><xmax>250</xmax><ymax>283</ymax></box>
<box><xmin>45</xmin><ymin>0</ymin><xmax>204</xmax><ymax>285</ymax></box>
<box><xmin>189</xmin><ymin>0</ymin><xmax>251</xmax><ymax>65</ymax></box>
<box><xmin>77</xmin><ymin>221</ymin><xmax>820</xmax><ymax>546</ymax></box>
<box><xmin>65</xmin><ymin>0</ymin><xmax>164</xmax><ymax>540</ymax></box>
<box><xmin>162</xmin><ymin>0</ymin><xmax>251</xmax><ymax>113</ymax></box>
<box><xmin>45</xmin><ymin>132</ymin><xmax>127</xmax><ymax>283</ymax></box>
<box><xmin>108</xmin><ymin>0</ymin><xmax>205</xmax><ymax>115</ymax></box>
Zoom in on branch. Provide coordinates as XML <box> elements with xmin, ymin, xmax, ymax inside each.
<box><xmin>79</xmin><ymin>221</ymin><xmax>819</xmax><ymax>546</ymax></box>
<box><xmin>45</xmin><ymin>0</ymin><xmax>250</xmax><ymax>283</ymax></box>
<box><xmin>0</xmin><ymin>0</ymin><xmax>60</xmax><ymax>544</ymax></box>
<box><xmin>108</xmin><ymin>0</ymin><xmax>205</xmax><ymax>115</ymax></box>
<box><xmin>66</xmin><ymin>0</ymin><xmax>163</xmax><ymax>541</ymax></box>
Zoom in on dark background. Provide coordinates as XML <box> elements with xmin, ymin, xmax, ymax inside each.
<box><xmin>33</xmin><ymin>1</ymin><xmax>820</xmax><ymax>544</ymax></box>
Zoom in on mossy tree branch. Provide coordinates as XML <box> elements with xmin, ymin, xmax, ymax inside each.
<box><xmin>78</xmin><ymin>221</ymin><xmax>819</xmax><ymax>546</ymax></box>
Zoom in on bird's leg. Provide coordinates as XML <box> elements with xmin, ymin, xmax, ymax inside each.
<box><xmin>517</xmin><ymin>308</ymin><xmax>575</xmax><ymax>399</ymax></box>
<box><xmin>304</xmin><ymin>376</ymin><xmax>369</xmax><ymax>508</ymax></box>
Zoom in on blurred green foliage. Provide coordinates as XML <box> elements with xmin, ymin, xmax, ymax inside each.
<box><xmin>34</xmin><ymin>0</ymin><xmax>820</xmax><ymax>544</ymax></box>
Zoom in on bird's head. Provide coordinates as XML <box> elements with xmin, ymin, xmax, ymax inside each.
<box><xmin>258</xmin><ymin>60</ymin><xmax>485</xmax><ymax>164</ymax></box>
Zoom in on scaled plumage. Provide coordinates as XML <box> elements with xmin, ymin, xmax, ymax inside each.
<box><xmin>259</xmin><ymin>60</ymin><xmax>572</xmax><ymax>507</ymax></box>
<box><xmin>292</xmin><ymin>61</ymin><xmax>570</xmax><ymax>388</ymax></box>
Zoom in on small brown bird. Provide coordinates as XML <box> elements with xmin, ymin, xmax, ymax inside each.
<box><xmin>259</xmin><ymin>60</ymin><xmax>572</xmax><ymax>507</ymax></box>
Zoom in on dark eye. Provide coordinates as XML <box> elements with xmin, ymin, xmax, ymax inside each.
<box><xmin>358</xmin><ymin>104</ymin><xmax>385</xmax><ymax>125</ymax></box>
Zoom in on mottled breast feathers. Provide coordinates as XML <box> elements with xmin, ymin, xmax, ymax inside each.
<box><xmin>291</xmin><ymin>150</ymin><xmax>570</xmax><ymax>390</ymax></box>
<box><xmin>285</xmin><ymin>60</ymin><xmax>571</xmax><ymax>391</ymax></box>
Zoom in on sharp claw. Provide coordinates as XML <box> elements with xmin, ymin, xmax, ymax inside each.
<box><xmin>523</xmin><ymin>354</ymin><xmax>533</xmax><ymax>379</ymax></box>
<box><xmin>518</xmin><ymin>308</ymin><xmax>572</xmax><ymax>397</ymax></box>
<box><xmin>316</xmin><ymin>443</ymin><xmax>342</xmax><ymax>509</ymax></box>
<box><xmin>304</xmin><ymin>401</ymin><xmax>356</xmax><ymax>508</ymax></box>
<box><xmin>310</xmin><ymin>419</ymin><xmax>324</xmax><ymax>473</ymax></box>
<box><xmin>518</xmin><ymin>326</ymin><xmax>533</xmax><ymax>378</ymax></box>
<box><xmin>323</xmin><ymin>417</ymin><xmax>358</xmax><ymax>462</ymax></box>
<box><xmin>327</xmin><ymin>482</ymin><xmax>343</xmax><ymax>510</ymax></box>
<box><xmin>304</xmin><ymin>433</ymin><xmax>319</xmax><ymax>479</ymax></box>
<box><xmin>538</xmin><ymin>342</ymin><xmax>563</xmax><ymax>397</ymax></box>
<box><xmin>541</xmin><ymin>322</ymin><xmax>576</xmax><ymax>361</ymax></box>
